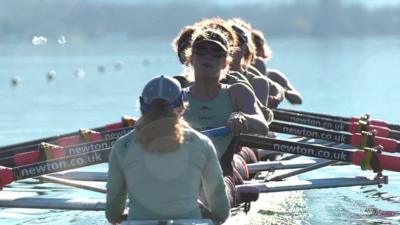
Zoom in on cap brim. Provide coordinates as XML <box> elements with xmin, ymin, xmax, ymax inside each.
<box><xmin>193</xmin><ymin>39</ymin><xmax>228</xmax><ymax>52</ymax></box>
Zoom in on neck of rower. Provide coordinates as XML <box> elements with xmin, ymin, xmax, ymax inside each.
<box><xmin>191</xmin><ymin>79</ymin><xmax>222</xmax><ymax>101</ymax></box>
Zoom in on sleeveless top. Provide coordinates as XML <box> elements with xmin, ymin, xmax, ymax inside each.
<box><xmin>183</xmin><ymin>84</ymin><xmax>235</xmax><ymax>158</ymax></box>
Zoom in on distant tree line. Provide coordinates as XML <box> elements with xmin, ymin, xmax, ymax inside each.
<box><xmin>0</xmin><ymin>0</ymin><xmax>399</xmax><ymax>41</ymax></box>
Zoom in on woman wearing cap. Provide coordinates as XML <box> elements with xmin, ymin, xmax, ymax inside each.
<box><xmin>171</xmin><ymin>19</ymin><xmax>252</xmax><ymax>91</ymax></box>
<box><xmin>105</xmin><ymin>76</ymin><xmax>230</xmax><ymax>224</ymax></box>
<box><xmin>182</xmin><ymin>27</ymin><xmax>269</xmax><ymax>176</ymax></box>
<box><xmin>172</xmin><ymin>19</ymin><xmax>272</xmax><ymax>119</ymax></box>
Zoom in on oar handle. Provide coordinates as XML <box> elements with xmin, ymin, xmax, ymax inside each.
<box><xmin>201</xmin><ymin>127</ymin><xmax>230</xmax><ymax>137</ymax></box>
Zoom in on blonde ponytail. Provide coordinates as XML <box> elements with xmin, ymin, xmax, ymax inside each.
<box><xmin>136</xmin><ymin>106</ymin><xmax>189</xmax><ymax>153</ymax></box>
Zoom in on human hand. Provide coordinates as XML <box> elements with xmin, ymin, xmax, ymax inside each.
<box><xmin>267</xmin><ymin>96</ymin><xmax>282</xmax><ymax>109</ymax></box>
<box><xmin>226</xmin><ymin>112</ymin><xmax>248</xmax><ymax>135</ymax></box>
<box><xmin>259</xmin><ymin>106</ymin><xmax>274</xmax><ymax>124</ymax></box>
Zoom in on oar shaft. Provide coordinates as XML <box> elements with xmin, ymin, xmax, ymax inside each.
<box><xmin>240</xmin><ymin>134</ymin><xmax>353</xmax><ymax>162</ymax></box>
<box><xmin>273</xmin><ymin>109</ymin><xmax>350</xmax><ymax>131</ymax></box>
<box><xmin>12</xmin><ymin>148</ymin><xmax>111</xmax><ymax>181</ymax></box>
<box><xmin>265</xmin><ymin>160</ymin><xmax>339</xmax><ymax>181</ymax></box>
<box><xmin>273</xmin><ymin>109</ymin><xmax>400</xmax><ymax>140</ymax></box>
<box><xmin>0</xmin><ymin>127</ymin><xmax>230</xmax><ymax>186</ymax></box>
<box><xmin>0</xmin><ymin>137</ymin><xmax>119</xmax><ymax>167</ymax></box>
<box><xmin>0</xmin><ymin>127</ymin><xmax>133</xmax><ymax>159</ymax></box>
<box><xmin>238</xmin><ymin>134</ymin><xmax>400</xmax><ymax>172</ymax></box>
<box><xmin>277</xmin><ymin>108</ymin><xmax>350</xmax><ymax>121</ymax></box>
<box><xmin>278</xmin><ymin>108</ymin><xmax>400</xmax><ymax>131</ymax></box>
<box><xmin>0</xmin><ymin>125</ymin><xmax>229</xmax><ymax>161</ymax></box>
<box><xmin>270</xmin><ymin>121</ymin><xmax>352</xmax><ymax>144</ymax></box>
<box><xmin>0</xmin><ymin>115</ymin><xmax>136</xmax><ymax>154</ymax></box>
<box><xmin>37</xmin><ymin>175</ymin><xmax>107</xmax><ymax>193</ymax></box>
<box><xmin>0</xmin><ymin>125</ymin><xmax>112</xmax><ymax>152</ymax></box>
<box><xmin>0</xmin><ymin>147</ymin><xmax>111</xmax><ymax>188</ymax></box>
<box><xmin>270</xmin><ymin>121</ymin><xmax>400</xmax><ymax>153</ymax></box>
<box><xmin>238</xmin><ymin>176</ymin><xmax>388</xmax><ymax>194</ymax></box>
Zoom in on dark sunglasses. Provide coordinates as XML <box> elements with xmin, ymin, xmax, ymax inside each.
<box><xmin>193</xmin><ymin>50</ymin><xmax>227</xmax><ymax>58</ymax></box>
<box><xmin>192</xmin><ymin>45</ymin><xmax>227</xmax><ymax>58</ymax></box>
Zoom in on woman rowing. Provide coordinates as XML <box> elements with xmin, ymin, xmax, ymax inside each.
<box><xmin>171</xmin><ymin>19</ymin><xmax>252</xmax><ymax>92</ymax></box>
<box><xmin>181</xmin><ymin>25</ymin><xmax>268</xmax><ymax>176</ymax></box>
<box><xmin>227</xmin><ymin>18</ymin><xmax>285</xmax><ymax>109</ymax></box>
<box><xmin>105</xmin><ymin>76</ymin><xmax>230</xmax><ymax>224</ymax></box>
<box><xmin>250</xmin><ymin>28</ymin><xmax>303</xmax><ymax>106</ymax></box>
<box><xmin>227</xmin><ymin>18</ymin><xmax>271</xmax><ymax>109</ymax></box>
<box><xmin>172</xmin><ymin>18</ymin><xmax>273</xmax><ymax>121</ymax></box>
<box><xmin>172</xmin><ymin>18</ymin><xmax>273</xmax><ymax>163</ymax></box>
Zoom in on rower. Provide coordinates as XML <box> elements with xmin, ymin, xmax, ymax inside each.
<box><xmin>105</xmin><ymin>76</ymin><xmax>230</xmax><ymax>224</ymax></box>
<box><xmin>181</xmin><ymin>25</ymin><xmax>268</xmax><ymax>178</ymax></box>
<box><xmin>250</xmin><ymin>28</ymin><xmax>303</xmax><ymax>106</ymax></box>
<box><xmin>171</xmin><ymin>18</ymin><xmax>273</xmax><ymax>166</ymax></box>
<box><xmin>227</xmin><ymin>18</ymin><xmax>271</xmax><ymax>109</ymax></box>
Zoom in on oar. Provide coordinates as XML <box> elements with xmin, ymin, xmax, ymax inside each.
<box><xmin>237</xmin><ymin>176</ymin><xmax>387</xmax><ymax>195</ymax></box>
<box><xmin>46</xmin><ymin>171</ymin><xmax>107</xmax><ymax>182</ymax></box>
<box><xmin>277</xmin><ymin>108</ymin><xmax>400</xmax><ymax>131</ymax></box>
<box><xmin>0</xmin><ymin>126</ymin><xmax>232</xmax><ymax>168</ymax></box>
<box><xmin>264</xmin><ymin>159</ymin><xmax>339</xmax><ymax>181</ymax></box>
<box><xmin>238</xmin><ymin>133</ymin><xmax>400</xmax><ymax>172</ymax></box>
<box><xmin>0</xmin><ymin>127</ymin><xmax>230</xmax><ymax>188</ymax></box>
<box><xmin>4</xmin><ymin>119</ymin><xmax>399</xmax><ymax>168</ymax></box>
<box><xmin>263</xmin><ymin>139</ymin><xmax>349</xmax><ymax>181</ymax></box>
<box><xmin>0</xmin><ymin>118</ymin><xmax>231</xmax><ymax>161</ymax></box>
<box><xmin>269</xmin><ymin>121</ymin><xmax>400</xmax><ymax>153</ymax></box>
<box><xmin>4</xmin><ymin>127</ymin><xmax>396</xmax><ymax>190</ymax></box>
<box><xmin>0</xmin><ymin>127</ymin><xmax>135</xmax><ymax>167</ymax></box>
<box><xmin>47</xmin><ymin>158</ymin><xmax>345</xmax><ymax>182</ymax></box>
<box><xmin>36</xmin><ymin>175</ymin><xmax>106</xmax><ymax>193</ymax></box>
<box><xmin>0</xmin><ymin>176</ymin><xmax>385</xmax><ymax>211</ymax></box>
<box><xmin>279</xmin><ymin>137</ymin><xmax>351</xmax><ymax>161</ymax></box>
<box><xmin>0</xmin><ymin>116</ymin><xmax>136</xmax><ymax>156</ymax></box>
<box><xmin>273</xmin><ymin>109</ymin><xmax>400</xmax><ymax>140</ymax></box>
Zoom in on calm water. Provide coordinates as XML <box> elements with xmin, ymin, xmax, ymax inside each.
<box><xmin>0</xmin><ymin>36</ymin><xmax>399</xmax><ymax>224</ymax></box>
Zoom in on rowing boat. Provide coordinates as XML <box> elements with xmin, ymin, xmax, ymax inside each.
<box><xmin>0</xmin><ymin>135</ymin><xmax>386</xmax><ymax>225</ymax></box>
